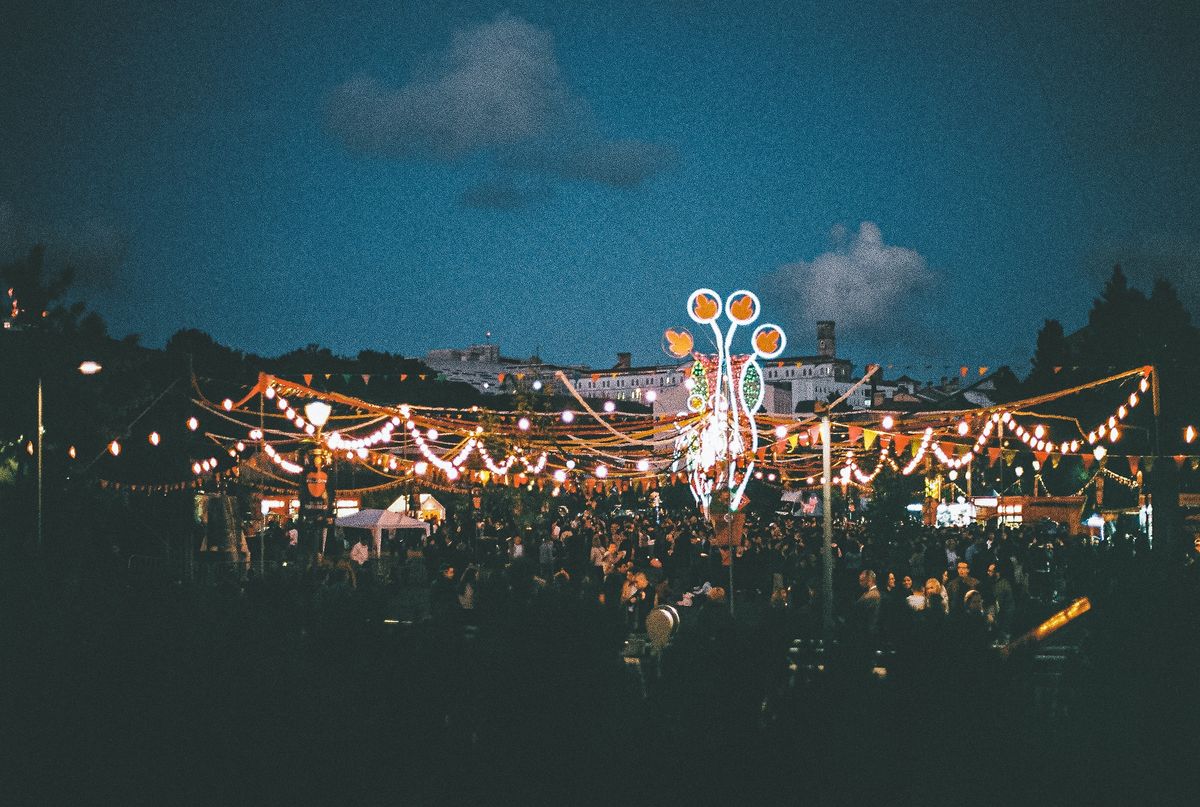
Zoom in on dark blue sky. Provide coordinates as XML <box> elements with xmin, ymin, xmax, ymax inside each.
<box><xmin>3</xmin><ymin>1</ymin><xmax>1198</xmax><ymax>375</ymax></box>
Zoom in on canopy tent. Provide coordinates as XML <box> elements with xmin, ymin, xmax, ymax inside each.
<box><xmin>387</xmin><ymin>493</ymin><xmax>446</xmax><ymax>522</ymax></box>
<box><xmin>336</xmin><ymin>508</ymin><xmax>430</xmax><ymax>556</ymax></box>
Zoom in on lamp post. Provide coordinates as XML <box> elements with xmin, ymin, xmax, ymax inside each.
<box><xmin>37</xmin><ymin>361</ymin><xmax>103</xmax><ymax>548</ymax></box>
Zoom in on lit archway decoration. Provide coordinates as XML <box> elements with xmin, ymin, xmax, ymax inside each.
<box><xmin>672</xmin><ymin>289</ymin><xmax>785</xmax><ymax>512</ymax></box>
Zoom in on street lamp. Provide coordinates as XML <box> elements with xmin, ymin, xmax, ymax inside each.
<box><xmin>39</xmin><ymin>361</ymin><xmax>103</xmax><ymax>547</ymax></box>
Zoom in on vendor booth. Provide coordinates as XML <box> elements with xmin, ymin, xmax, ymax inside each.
<box><xmin>335</xmin><ymin>508</ymin><xmax>431</xmax><ymax>557</ymax></box>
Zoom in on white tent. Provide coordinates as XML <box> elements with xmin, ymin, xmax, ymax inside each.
<box><xmin>336</xmin><ymin>508</ymin><xmax>430</xmax><ymax>556</ymax></box>
<box><xmin>387</xmin><ymin>493</ymin><xmax>446</xmax><ymax>522</ymax></box>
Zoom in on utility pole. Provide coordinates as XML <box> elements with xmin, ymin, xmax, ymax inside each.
<box><xmin>821</xmin><ymin>414</ymin><xmax>834</xmax><ymax>639</ymax></box>
<box><xmin>37</xmin><ymin>376</ymin><xmax>43</xmax><ymax>549</ymax></box>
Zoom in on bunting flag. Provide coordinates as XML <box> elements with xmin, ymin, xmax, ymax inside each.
<box><xmin>591</xmin><ymin>373</ymin><xmax>600</xmax><ymax>382</ymax></box>
<box><xmin>757</xmin><ymin>447</ymin><xmax>767</xmax><ymax>461</ymax></box>
<box><xmin>1081</xmin><ymin>454</ymin><xmax>1094</xmax><ymax>470</ymax></box>
<box><xmin>940</xmin><ymin>442</ymin><xmax>954</xmax><ymax>458</ymax></box>
<box><xmin>960</xmin><ymin>366</ymin><xmax>969</xmax><ymax>378</ymax></box>
<box><xmin>892</xmin><ymin>434</ymin><xmax>910</xmax><ymax>456</ymax></box>
<box><xmin>1035</xmin><ymin>450</ymin><xmax>1049</xmax><ymax>465</ymax></box>
<box><xmin>341</xmin><ymin>374</ymin><xmax>352</xmax><ymax>384</ymax></box>
<box><xmin>323</xmin><ymin>373</ymin><xmax>332</xmax><ymax>380</ymax></box>
<box><xmin>1127</xmin><ymin>455</ymin><xmax>1139</xmax><ymax>476</ymax></box>
<box><xmin>987</xmin><ymin>447</ymin><xmax>1001</xmax><ymax>466</ymax></box>
<box><xmin>1050</xmin><ymin>453</ymin><xmax>1061</xmax><ymax>468</ymax></box>
<box><xmin>1191</xmin><ymin>458</ymin><xmax>1199</xmax><ymax>471</ymax></box>
<box><xmin>1143</xmin><ymin>456</ymin><xmax>1155</xmax><ymax>473</ymax></box>
<box><xmin>400</xmin><ymin>374</ymin><xmax>408</xmax><ymax>382</ymax></box>
<box><xmin>1175</xmin><ymin>454</ymin><xmax>1187</xmax><ymax>469</ymax></box>
<box><xmin>516</xmin><ymin>373</ymin><xmax>525</xmax><ymax>380</ymax></box>
<box><xmin>1053</xmin><ymin>366</ymin><xmax>1062</xmax><ymax>374</ymax></box>
<box><xmin>419</xmin><ymin>374</ymin><xmax>427</xmax><ymax>381</ymax></box>
<box><xmin>1003</xmin><ymin>449</ymin><xmax>1017</xmax><ymax>466</ymax></box>
<box><xmin>808</xmin><ymin>425</ymin><xmax>821</xmax><ymax>445</ymax></box>
<box><xmin>978</xmin><ymin>366</ymin><xmax>989</xmax><ymax>376</ymax></box>
<box><xmin>787</xmin><ymin>434</ymin><xmax>799</xmax><ymax>450</ymax></box>
<box><xmin>848</xmin><ymin>425</ymin><xmax>863</xmax><ymax>446</ymax></box>
<box><xmin>303</xmin><ymin>374</ymin><xmax>313</xmax><ymax>386</ymax></box>
<box><xmin>498</xmin><ymin>373</ymin><xmax>507</xmax><ymax>384</ymax></box>
<box><xmin>863</xmin><ymin>429</ymin><xmax>878</xmax><ymax>450</ymax></box>
<box><xmin>361</xmin><ymin>374</ymin><xmax>370</xmax><ymax>384</ymax></box>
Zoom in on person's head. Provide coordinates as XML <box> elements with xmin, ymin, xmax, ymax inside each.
<box><xmin>965</xmin><ymin>590</ymin><xmax>983</xmax><ymax>613</ymax></box>
<box><xmin>441</xmin><ymin>564</ymin><xmax>455</xmax><ymax>580</ymax></box>
<box><xmin>902</xmin><ymin>574</ymin><xmax>914</xmax><ymax>592</ymax></box>
<box><xmin>592</xmin><ymin>536</ymin><xmax>602</xmax><ymax>548</ymax></box>
<box><xmin>987</xmin><ymin>562</ymin><xmax>998</xmax><ymax>580</ymax></box>
<box><xmin>956</xmin><ymin>561</ymin><xmax>970</xmax><ymax>579</ymax></box>
<box><xmin>885</xmin><ymin>571</ymin><xmax>896</xmax><ymax>590</ymax></box>
<box><xmin>859</xmin><ymin>570</ymin><xmax>876</xmax><ymax>590</ymax></box>
<box><xmin>924</xmin><ymin>578</ymin><xmax>942</xmax><ymax>597</ymax></box>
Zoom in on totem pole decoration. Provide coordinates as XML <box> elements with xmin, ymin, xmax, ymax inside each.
<box><xmin>667</xmin><ymin>289</ymin><xmax>786</xmax><ymax>513</ymax></box>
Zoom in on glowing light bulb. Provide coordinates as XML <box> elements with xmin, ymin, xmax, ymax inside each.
<box><xmin>265</xmin><ymin>387</ymin><xmax>276</xmax><ymax>399</ymax></box>
<box><xmin>414</xmin><ymin>461</ymin><xmax>428</xmax><ymax>475</ymax></box>
<box><xmin>595</xmin><ymin>465</ymin><xmax>608</xmax><ymax>479</ymax></box>
<box><xmin>149</xmin><ymin>432</ymin><xmax>160</xmax><ymax>446</ymax></box>
<box><xmin>1129</xmin><ymin>393</ymin><xmax>1138</xmax><ymax>407</ymax></box>
<box><xmin>192</xmin><ymin>462</ymin><xmax>202</xmax><ymax>474</ymax></box>
<box><xmin>553</xmin><ymin>469</ymin><xmax>567</xmax><ymax>483</ymax></box>
<box><xmin>187</xmin><ymin>417</ymin><xmax>199</xmax><ymax>431</ymax></box>
<box><xmin>1093</xmin><ymin>445</ymin><xmax>1107</xmax><ymax>461</ymax></box>
<box><xmin>1139</xmin><ymin>377</ymin><xmax>1149</xmax><ymax>393</ymax></box>
<box><xmin>67</xmin><ymin>446</ymin><xmax>76</xmax><ymax>459</ymax></box>
<box><xmin>637</xmin><ymin>459</ymin><xmax>650</xmax><ymax>472</ymax></box>
<box><xmin>1186</xmin><ymin>425</ymin><xmax>1196</xmax><ymax>444</ymax></box>
<box><xmin>517</xmin><ymin>417</ymin><xmax>531</xmax><ymax>431</ymax></box>
<box><xmin>881</xmin><ymin>415</ymin><xmax>894</xmax><ymax>430</ymax></box>
<box><xmin>222</xmin><ymin>399</ymin><xmax>233</xmax><ymax>411</ymax></box>
<box><xmin>532</xmin><ymin>380</ymin><xmax>543</xmax><ymax>391</ymax></box>
<box><xmin>1109</xmin><ymin>427</ymin><xmax>1120</xmax><ymax>442</ymax></box>
<box><xmin>958</xmin><ymin>421</ymin><xmax>969</xmax><ymax>436</ymax></box>
<box><xmin>446</xmin><ymin>467</ymin><xmax>459</xmax><ymax>481</ymax></box>
<box><xmin>603</xmin><ymin>401</ymin><xmax>616</xmax><ymax>413</ymax></box>
<box><xmin>645</xmin><ymin>390</ymin><xmax>657</xmax><ymax>403</ymax></box>
<box><xmin>774</xmin><ymin>424</ymin><xmax>788</xmax><ymax>439</ymax></box>
<box><xmin>561</xmin><ymin>410</ymin><xmax>575</xmax><ymax>423</ymax></box>
<box><xmin>107</xmin><ymin>440</ymin><xmax>121</xmax><ymax>456</ymax></box>
<box><xmin>426</xmin><ymin>428</ymin><xmax>439</xmax><ymax>441</ymax></box>
<box><xmin>566</xmin><ymin>459</ymin><xmax>576</xmax><ymax>470</ymax></box>
<box><xmin>1034</xmin><ymin>424</ymin><xmax>1045</xmax><ymax>440</ymax></box>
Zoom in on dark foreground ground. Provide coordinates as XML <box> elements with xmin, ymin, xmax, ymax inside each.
<box><xmin>2</xmin><ymin>555</ymin><xmax>1198</xmax><ymax>806</ymax></box>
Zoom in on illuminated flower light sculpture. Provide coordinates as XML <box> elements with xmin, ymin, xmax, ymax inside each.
<box><xmin>669</xmin><ymin>289</ymin><xmax>786</xmax><ymax>513</ymax></box>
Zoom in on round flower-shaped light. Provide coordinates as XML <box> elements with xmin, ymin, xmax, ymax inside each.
<box><xmin>414</xmin><ymin>461</ymin><xmax>428</xmax><ymax>475</ymax></box>
<box><xmin>636</xmin><ymin>459</ymin><xmax>650</xmax><ymax>472</ymax></box>
<box><xmin>595</xmin><ymin>464</ymin><xmax>608</xmax><ymax>479</ymax></box>
<box><xmin>881</xmin><ymin>415</ymin><xmax>894</xmax><ymax>430</ymax></box>
<box><xmin>644</xmin><ymin>390</ymin><xmax>657</xmax><ymax>403</ymax></box>
<box><xmin>774</xmin><ymin>424</ymin><xmax>788</xmax><ymax>439</ymax></box>
<box><xmin>561</xmin><ymin>410</ymin><xmax>575</xmax><ymax>423</ymax></box>
<box><xmin>264</xmin><ymin>387</ymin><xmax>276</xmax><ymax>399</ymax></box>
<box><xmin>566</xmin><ymin>459</ymin><xmax>576</xmax><ymax>470</ymax></box>
<box><xmin>603</xmin><ymin>401</ymin><xmax>616</xmax><ymax>413</ymax></box>
<box><xmin>426</xmin><ymin>428</ymin><xmax>439</xmax><ymax>441</ymax></box>
<box><xmin>518</xmin><ymin>417</ymin><xmax>531</xmax><ymax>431</ymax></box>
<box><xmin>553</xmin><ymin>469</ymin><xmax>567</xmax><ymax>483</ymax></box>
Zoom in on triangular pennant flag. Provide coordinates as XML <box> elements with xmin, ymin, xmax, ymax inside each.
<box><xmin>323</xmin><ymin>373</ymin><xmax>331</xmax><ymax>380</ymax></box>
<box><xmin>960</xmin><ymin>366</ymin><xmax>969</xmax><ymax>378</ymax></box>
<box><xmin>940</xmin><ymin>442</ymin><xmax>954</xmax><ymax>458</ymax></box>
<box><xmin>1127</xmin><ymin>455</ymin><xmax>1139</xmax><ymax>476</ymax></box>
<box><xmin>1174</xmin><ymin>455</ymin><xmax>1186</xmax><ymax>469</ymax></box>
<box><xmin>757</xmin><ymin>447</ymin><xmax>767</xmax><ymax>461</ymax></box>
<box><xmin>1035</xmin><ymin>450</ymin><xmax>1049</xmax><ymax>466</ymax></box>
<box><xmin>419</xmin><ymin>374</ymin><xmax>426</xmax><ymax>381</ymax></box>
<box><xmin>591</xmin><ymin>373</ymin><xmax>600</xmax><ymax>382</ymax></box>
<box><xmin>787</xmin><ymin>435</ymin><xmax>799</xmax><ymax>450</ymax></box>
<box><xmin>863</xmin><ymin>429</ymin><xmax>878</xmax><ymax>450</ymax></box>
<box><xmin>1192</xmin><ymin>458</ymin><xmax>1200</xmax><ymax>471</ymax></box>
<box><xmin>1003</xmin><ymin>450</ymin><xmax>1017</xmax><ymax>466</ymax></box>
<box><xmin>1050</xmin><ymin>453</ymin><xmax>1061</xmax><ymax>468</ymax></box>
<box><xmin>1081</xmin><ymin>453</ymin><xmax>1094</xmax><ymax>470</ymax></box>
<box><xmin>892</xmin><ymin>434</ymin><xmax>910</xmax><ymax>456</ymax></box>
<box><xmin>1143</xmin><ymin>455</ymin><xmax>1155</xmax><ymax>473</ymax></box>
<box><xmin>848</xmin><ymin>426</ymin><xmax>863</xmax><ymax>446</ymax></box>
<box><xmin>808</xmin><ymin>425</ymin><xmax>821</xmax><ymax>445</ymax></box>
<box><xmin>400</xmin><ymin>374</ymin><xmax>408</xmax><ymax>382</ymax></box>
<box><xmin>978</xmin><ymin>366</ymin><xmax>988</xmax><ymax>376</ymax></box>
<box><xmin>987</xmin><ymin>447</ymin><xmax>1001</xmax><ymax>466</ymax></box>
<box><xmin>303</xmin><ymin>374</ymin><xmax>313</xmax><ymax>386</ymax></box>
<box><xmin>498</xmin><ymin>373</ymin><xmax>506</xmax><ymax>384</ymax></box>
<box><xmin>361</xmin><ymin>374</ymin><xmax>370</xmax><ymax>384</ymax></box>
<box><xmin>341</xmin><ymin>374</ymin><xmax>351</xmax><ymax>384</ymax></box>
<box><xmin>1053</xmin><ymin>366</ymin><xmax>1062</xmax><ymax>374</ymax></box>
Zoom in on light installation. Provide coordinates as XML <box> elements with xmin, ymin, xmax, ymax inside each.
<box><xmin>669</xmin><ymin>289</ymin><xmax>786</xmax><ymax>512</ymax></box>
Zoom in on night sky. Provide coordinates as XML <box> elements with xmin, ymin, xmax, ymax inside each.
<box><xmin>3</xmin><ymin>1</ymin><xmax>1198</xmax><ymax>374</ymax></box>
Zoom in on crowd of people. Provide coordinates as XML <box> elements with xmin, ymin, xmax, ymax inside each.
<box><xmin>262</xmin><ymin>494</ymin><xmax>1145</xmax><ymax>652</ymax></box>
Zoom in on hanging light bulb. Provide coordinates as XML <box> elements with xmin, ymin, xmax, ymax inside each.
<box><xmin>636</xmin><ymin>458</ymin><xmax>650</xmax><ymax>472</ymax></box>
<box><xmin>1014</xmin><ymin>466</ymin><xmax>1024</xmax><ymax>478</ymax></box>
<box><xmin>645</xmin><ymin>390</ymin><xmax>657</xmax><ymax>403</ymax></box>
<box><xmin>553</xmin><ymin>469</ymin><xmax>567</xmax><ymax>483</ymax></box>
<box><xmin>67</xmin><ymin>446</ymin><xmax>76</xmax><ymax>459</ymax></box>
<box><xmin>1109</xmin><ymin>427</ymin><xmax>1120</xmax><ymax>442</ymax></box>
<box><xmin>108</xmin><ymin>440</ymin><xmax>121</xmax><ymax>457</ymax></box>
<box><xmin>957</xmin><ymin>420</ymin><xmax>969</xmax><ymax>436</ymax></box>
<box><xmin>426</xmin><ymin>428</ymin><xmax>439</xmax><ymax>441</ymax></box>
<box><xmin>1093</xmin><ymin>445</ymin><xmax>1107</xmax><ymax>462</ymax></box>
<box><xmin>603</xmin><ymin>401</ymin><xmax>616</xmax><ymax>413</ymax></box>
<box><xmin>566</xmin><ymin>459</ymin><xmax>576</xmax><ymax>470</ymax></box>
<box><xmin>518</xmin><ymin>417</ymin><xmax>531</xmax><ymax>431</ymax></box>
<box><xmin>192</xmin><ymin>462</ymin><xmax>202</xmax><ymax>475</ymax></box>
<box><xmin>149</xmin><ymin>432</ymin><xmax>160</xmax><ymax>446</ymax></box>
<box><xmin>222</xmin><ymin>399</ymin><xmax>233</xmax><ymax>411</ymax></box>
<box><xmin>774</xmin><ymin>424</ymin><xmax>788</xmax><ymax>439</ymax></box>
<box><xmin>265</xmin><ymin>387</ymin><xmax>276</xmax><ymax>399</ymax></box>
<box><xmin>1185</xmin><ymin>425</ymin><xmax>1196</xmax><ymax>444</ymax></box>
<box><xmin>561</xmin><ymin>410</ymin><xmax>575</xmax><ymax>423</ymax></box>
<box><xmin>1139</xmin><ymin>377</ymin><xmax>1149</xmax><ymax>393</ymax></box>
<box><xmin>595</xmin><ymin>464</ymin><xmax>608</xmax><ymax>479</ymax></box>
<box><xmin>187</xmin><ymin>417</ymin><xmax>199</xmax><ymax>431</ymax></box>
<box><xmin>414</xmin><ymin>461</ymin><xmax>428</xmax><ymax>475</ymax></box>
<box><xmin>881</xmin><ymin>415</ymin><xmax>894</xmax><ymax>430</ymax></box>
<box><xmin>1034</xmin><ymin>424</ymin><xmax>1045</xmax><ymax>440</ymax></box>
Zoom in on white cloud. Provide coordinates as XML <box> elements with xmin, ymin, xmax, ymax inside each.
<box><xmin>325</xmin><ymin>14</ymin><xmax>675</xmax><ymax>203</ymax></box>
<box><xmin>771</xmin><ymin>222</ymin><xmax>934</xmax><ymax>331</ymax></box>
